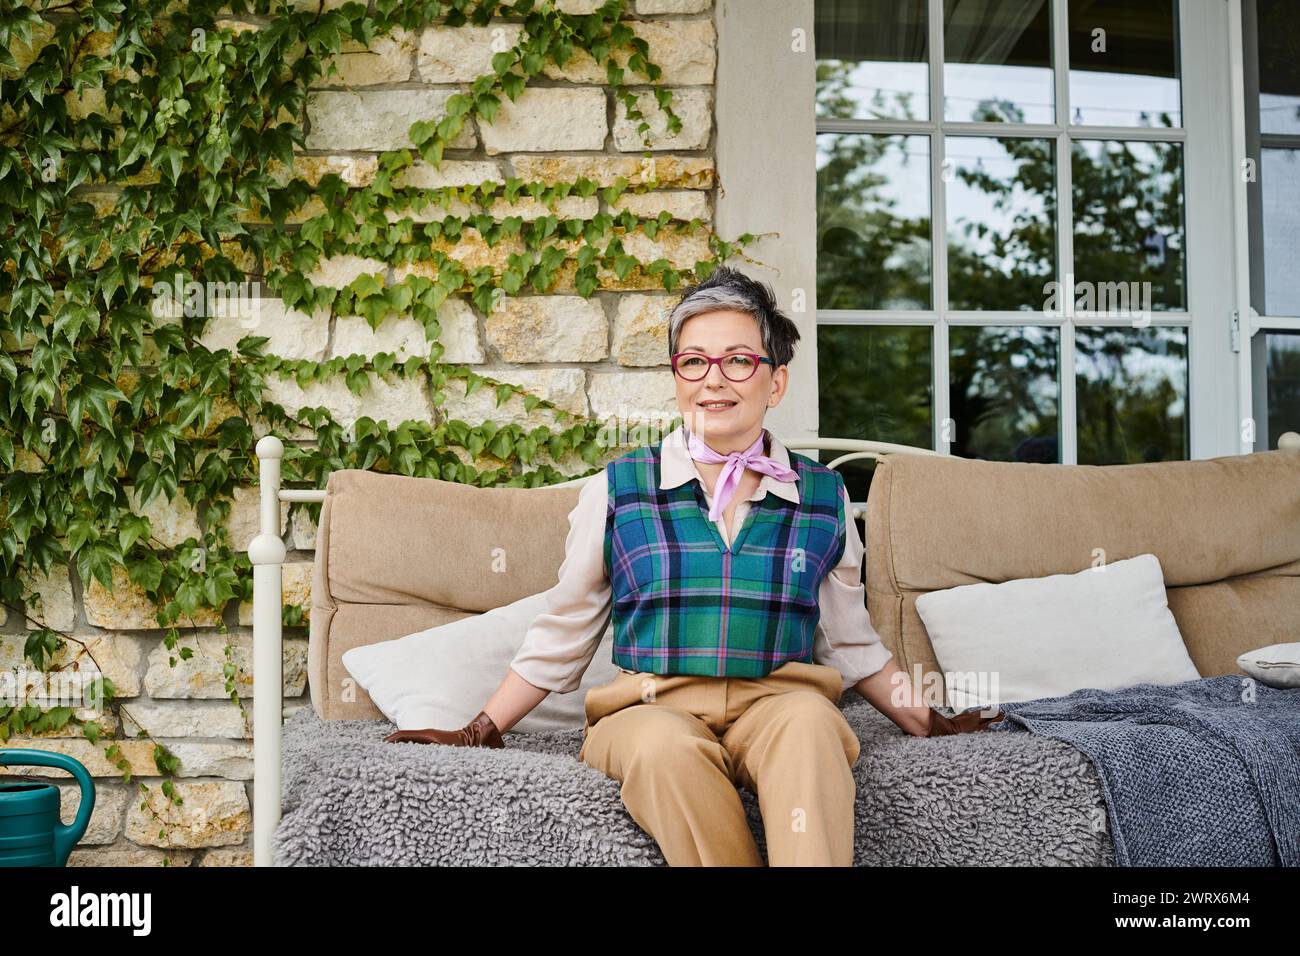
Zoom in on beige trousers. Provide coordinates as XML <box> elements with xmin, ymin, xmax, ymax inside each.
<box><xmin>578</xmin><ymin>660</ymin><xmax>861</xmax><ymax>867</ymax></box>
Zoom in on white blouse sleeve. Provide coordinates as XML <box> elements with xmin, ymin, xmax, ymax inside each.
<box><xmin>508</xmin><ymin>472</ymin><xmax>613</xmax><ymax>694</ymax></box>
<box><xmin>812</xmin><ymin>483</ymin><xmax>895</xmax><ymax>693</ymax></box>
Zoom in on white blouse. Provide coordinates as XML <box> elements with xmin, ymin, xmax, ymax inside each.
<box><xmin>508</xmin><ymin>425</ymin><xmax>894</xmax><ymax>695</ymax></box>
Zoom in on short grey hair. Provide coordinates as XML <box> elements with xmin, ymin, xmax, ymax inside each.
<box><xmin>667</xmin><ymin>266</ymin><xmax>801</xmax><ymax>368</ymax></box>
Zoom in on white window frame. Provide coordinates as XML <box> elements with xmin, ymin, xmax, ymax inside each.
<box><xmin>1235</xmin><ymin>0</ymin><xmax>1300</xmax><ymax>453</ymax></box>
<box><xmin>814</xmin><ymin>0</ymin><xmax>1241</xmax><ymax>462</ymax></box>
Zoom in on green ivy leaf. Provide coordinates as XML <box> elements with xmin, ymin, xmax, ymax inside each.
<box><xmin>118</xmin><ymin>514</ymin><xmax>152</xmax><ymax>553</ymax></box>
<box><xmin>501</xmin><ymin>72</ymin><xmax>525</xmax><ymax>101</ymax></box>
<box><xmin>476</xmin><ymin>92</ymin><xmax>501</xmax><ymax>123</ymax></box>
<box><xmin>612</xmin><ymin>254</ymin><xmax>637</xmax><ymax>280</ymax></box>
<box><xmin>345</xmin><ymin>368</ymin><xmax>369</xmax><ymax>395</ymax></box>
<box><xmin>129</xmin><ymin>553</ymin><xmax>165</xmax><ymax>593</ymax></box>
<box><xmin>155</xmin><ymin>145</ymin><xmax>186</xmax><ymax>185</ymax></box>
<box><xmin>488</xmin><ymin>430</ymin><xmax>514</xmax><ymax>459</ymax></box>
<box><xmin>76</xmin><ymin>541</ymin><xmax>119</xmax><ymax>593</ymax></box>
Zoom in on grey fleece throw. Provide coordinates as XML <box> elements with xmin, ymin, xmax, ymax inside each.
<box><xmin>272</xmin><ymin>698</ymin><xmax>1113</xmax><ymax>866</ymax></box>
<box><xmin>991</xmin><ymin>675</ymin><xmax>1300</xmax><ymax>866</ymax></box>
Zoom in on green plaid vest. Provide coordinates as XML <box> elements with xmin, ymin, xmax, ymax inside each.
<box><xmin>603</xmin><ymin>438</ymin><xmax>848</xmax><ymax>678</ymax></box>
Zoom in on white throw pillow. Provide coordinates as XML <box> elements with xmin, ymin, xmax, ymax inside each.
<box><xmin>1237</xmin><ymin>642</ymin><xmax>1300</xmax><ymax>689</ymax></box>
<box><xmin>341</xmin><ymin>590</ymin><xmax>620</xmax><ymax>733</ymax></box>
<box><xmin>914</xmin><ymin>553</ymin><xmax>1200</xmax><ymax>709</ymax></box>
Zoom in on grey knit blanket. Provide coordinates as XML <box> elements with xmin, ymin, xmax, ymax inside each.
<box><xmin>990</xmin><ymin>675</ymin><xmax>1300</xmax><ymax>866</ymax></box>
<box><xmin>272</xmin><ymin>698</ymin><xmax>1113</xmax><ymax>866</ymax></box>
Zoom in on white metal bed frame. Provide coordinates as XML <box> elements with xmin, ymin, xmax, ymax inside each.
<box><xmin>248</xmin><ymin>428</ymin><xmax>1300</xmax><ymax>865</ymax></box>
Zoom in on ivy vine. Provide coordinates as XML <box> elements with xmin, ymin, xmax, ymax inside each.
<box><xmin>0</xmin><ymin>0</ymin><xmax>755</xmax><ymax>860</ymax></box>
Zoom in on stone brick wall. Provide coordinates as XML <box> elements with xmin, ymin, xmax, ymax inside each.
<box><xmin>0</xmin><ymin>0</ymin><xmax>718</xmax><ymax>865</ymax></box>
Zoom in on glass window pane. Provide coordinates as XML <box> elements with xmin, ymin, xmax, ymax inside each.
<box><xmin>948</xmin><ymin>325</ymin><xmax>1060</xmax><ymax>461</ymax></box>
<box><xmin>818</xmin><ymin>324</ymin><xmax>933</xmax><ymax>502</ymax></box>
<box><xmin>1071</xmin><ymin>140</ymin><xmax>1186</xmax><ymax>312</ymax></box>
<box><xmin>943</xmin><ymin>0</ymin><xmax>1054</xmax><ymax>124</ymax></box>
<box><xmin>815</xmin><ymin>0</ymin><xmax>929</xmax><ymax>121</ymax></box>
<box><xmin>946</xmin><ymin>136</ymin><xmax>1057</xmax><ymax>311</ymax></box>
<box><xmin>1261</xmin><ymin>149</ymin><xmax>1300</xmax><ymax>316</ymax></box>
<box><xmin>1075</xmin><ymin>326</ymin><xmax>1188</xmax><ymax>464</ymax></box>
<box><xmin>817</xmin><ymin>133</ymin><xmax>932</xmax><ymax>310</ymax></box>
<box><xmin>1068</xmin><ymin>0</ymin><xmax>1181</xmax><ymax>128</ymax></box>
<box><xmin>817</xmin><ymin>325</ymin><xmax>934</xmax><ymax>447</ymax></box>
<box><xmin>1257</xmin><ymin>332</ymin><xmax>1300</xmax><ymax>450</ymax></box>
<box><xmin>1257</xmin><ymin>0</ymin><xmax>1300</xmax><ymax>135</ymax></box>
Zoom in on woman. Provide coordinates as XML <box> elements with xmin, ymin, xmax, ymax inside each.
<box><xmin>386</xmin><ymin>266</ymin><xmax>1002</xmax><ymax>866</ymax></box>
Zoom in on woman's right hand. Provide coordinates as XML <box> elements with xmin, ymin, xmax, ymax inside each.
<box><xmin>383</xmin><ymin>710</ymin><xmax>505</xmax><ymax>748</ymax></box>
<box><xmin>925</xmin><ymin>705</ymin><xmax>1005</xmax><ymax>736</ymax></box>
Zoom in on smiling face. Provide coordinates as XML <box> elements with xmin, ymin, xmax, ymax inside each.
<box><xmin>674</xmin><ymin>309</ymin><xmax>789</xmax><ymax>451</ymax></box>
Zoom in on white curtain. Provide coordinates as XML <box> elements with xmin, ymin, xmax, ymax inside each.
<box><xmin>813</xmin><ymin>0</ymin><xmax>928</xmax><ymax>65</ymax></box>
<box><xmin>943</xmin><ymin>0</ymin><xmax>1048</xmax><ymax>65</ymax></box>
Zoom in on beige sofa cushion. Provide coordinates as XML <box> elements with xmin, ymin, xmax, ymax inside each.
<box><xmin>864</xmin><ymin>449</ymin><xmax>1300</xmax><ymax>686</ymax></box>
<box><xmin>310</xmin><ymin>469</ymin><xmax>588</xmax><ymax>720</ymax></box>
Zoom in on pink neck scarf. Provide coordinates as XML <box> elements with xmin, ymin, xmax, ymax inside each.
<box><xmin>685</xmin><ymin>427</ymin><xmax>798</xmax><ymax>521</ymax></box>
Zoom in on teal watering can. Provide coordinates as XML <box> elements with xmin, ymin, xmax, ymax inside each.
<box><xmin>0</xmin><ymin>749</ymin><xmax>95</xmax><ymax>866</ymax></box>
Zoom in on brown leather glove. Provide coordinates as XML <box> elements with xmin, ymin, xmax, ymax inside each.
<box><xmin>383</xmin><ymin>710</ymin><xmax>505</xmax><ymax>748</ymax></box>
<box><xmin>925</xmin><ymin>705</ymin><xmax>1005</xmax><ymax>736</ymax></box>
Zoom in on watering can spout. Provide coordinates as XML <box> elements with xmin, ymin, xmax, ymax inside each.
<box><xmin>0</xmin><ymin>749</ymin><xmax>96</xmax><ymax>867</ymax></box>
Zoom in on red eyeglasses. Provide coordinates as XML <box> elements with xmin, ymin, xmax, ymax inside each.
<box><xmin>670</xmin><ymin>351</ymin><xmax>776</xmax><ymax>382</ymax></box>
